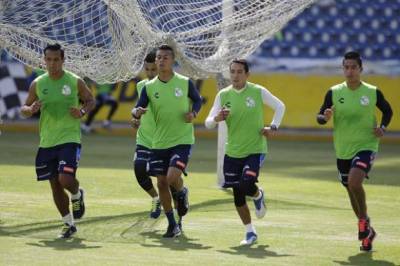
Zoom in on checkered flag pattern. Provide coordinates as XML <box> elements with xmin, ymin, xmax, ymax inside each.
<box><xmin>0</xmin><ymin>63</ymin><xmax>29</xmax><ymax>119</ymax></box>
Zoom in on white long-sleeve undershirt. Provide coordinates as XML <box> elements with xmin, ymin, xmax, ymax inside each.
<box><xmin>205</xmin><ymin>85</ymin><xmax>285</xmax><ymax>129</ymax></box>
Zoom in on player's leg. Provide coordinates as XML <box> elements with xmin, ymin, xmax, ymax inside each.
<box><xmin>347</xmin><ymin>151</ymin><xmax>376</xmax><ymax>249</ymax></box>
<box><xmin>150</xmin><ymin>149</ymin><xmax>180</xmax><ymax>237</ymax></box>
<box><xmin>57</xmin><ymin>143</ymin><xmax>85</xmax><ymax>220</ymax></box>
<box><xmin>35</xmin><ymin>146</ymin><xmax>76</xmax><ymax>238</ymax></box>
<box><xmin>224</xmin><ymin>154</ymin><xmax>257</xmax><ymax>245</ymax></box>
<box><xmin>233</xmin><ymin>187</ymin><xmax>257</xmax><ymax>246</ymax></box>
<box><xmin>337</xmin><ymin>159</ymin><xmax>360</xmax><ymax>218</ymax></box>
<box><xmin>241</xmin><ymin>154</ymin><xmax>266</xmax><ymax>219</ymax></box>
<box><xmin>49</xmin><ymin>177</ymin><xmax>77</xmax><ymax>238</ymax></box>
<box><xmin>103</xmin><ymin>94</ymin><xmax>118</xmax><ymax>128</ymax></box>
<box><xmin>82</xmin><ymin>94</ymin><xmax>104</xmax><ymax>132</ymax></box>
<box><xmin>134</xmin><ymin>145</ymin><xmax>160</xmax><ymax>218</ymax></box>
<box><xmin>167</xmin><ymin>145</ymin><xmax>191</xmax><ymax>217</ymax></box>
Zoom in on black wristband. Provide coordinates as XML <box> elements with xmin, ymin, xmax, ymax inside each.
<box><xmin>270</xmin><ymin>124</ymin><xmax>278</xmax><ymax>131</ymax></box>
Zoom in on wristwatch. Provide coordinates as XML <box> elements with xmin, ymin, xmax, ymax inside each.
<box><xmin>80</xmin><ymin>108</ymin><xmax>86</xmax><ymax>117</ymax></box>
<box><xmin>270</xmin><ymin>124</ymin><xmax>278</xmax><ymax>131</ymax></box>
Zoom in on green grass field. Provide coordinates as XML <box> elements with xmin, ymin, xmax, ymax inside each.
<box><xmin>1</xmin><ymin>132</ymin><xmax>399</xmax><ymax>266</ymax></box>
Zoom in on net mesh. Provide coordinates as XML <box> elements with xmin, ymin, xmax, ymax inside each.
<box><xmin>0</xmin><ymin>0</ymin><xmax>315</xmax><ymax>83</ymax></box>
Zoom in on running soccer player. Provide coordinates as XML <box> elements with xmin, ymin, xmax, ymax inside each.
<box><xmin>132</xmin><ymin>51</ymin><xmax>161</xmax><ymax>218</ymax></box>
<box><xmin>205</xmin><ymin>59</ymin><xmax>285</xmax><ymax>245</ymax></box>
<box><xmin>132</xmin><ymin>44</ymin><xmax>202</xmax><ymax>237</ymax></box>
<box><xmin>317</xmin><ymin>51</ymin><xmax>393</xmax><ymax>251</ymax></box>
<box><xmin>21</xmin><ymin>43</ymin><xmax>95</xmax><ymax>238</ymax></box>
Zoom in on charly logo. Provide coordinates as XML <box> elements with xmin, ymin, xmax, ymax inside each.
<box><xmin>245</xmin><ymin>96</ymin><xmax>255</xmax><ymax>107</ymax></box>
<box><xmin>360</xmin><ymin>95</ymin><xmax>369</xmax><ymax>106</ymax></box>
<box><xmin>175</xmin><ymin>88</ymin><xmax>183</xmax><ymax>97</ymax></box>
<box><xmin>62</xmin><ymin>85</ymin><xmax>71</xmax><ymax>96</ymax></box>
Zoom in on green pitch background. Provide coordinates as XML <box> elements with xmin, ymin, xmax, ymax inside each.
<box><xmin>1</xmin><ymin>132</ymin><xmax>399</xmax><ymax>265</ymax></box>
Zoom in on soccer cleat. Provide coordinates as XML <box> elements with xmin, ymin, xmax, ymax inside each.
<box><xmin>176</xmin><ymin>187</ymin><xmax>189</xmax><ymax>217</ymax></box>
<box><xmin>58</xmin><ymin>223</ymin><xmax>77</xmax><ymax>239</ymax></box>
<box><xmin>72</xmin><ymin>188</ymin><xmax>85</xmax><ymax>219</ymax></box>
<box><xmin>253</xmin><ymin>188</ymin><xmax>266</xmax><ymax>219</ymax></box>
<box><xmin>358</xmin><ymin>218</ymin><xmax>370</xmax><ymax>240</ymax></box>
<box><xmin>360</xmin><ymin>227</ymin><xmax>376</xmax><ymax>252</ymax></box>
<box><xmin>162</xmin><ymin>224</ymin><xmax>181</xmax><ymax>238</ymax></box>
<box><xmin>150</xmin><ymin>198</ymin><xmax>161</xmax><ymax>219</ymax></box>
<box><xmin>240</xmin><ymin>232</ymin><xmax>258</xmax><ymax>246</ymax></box>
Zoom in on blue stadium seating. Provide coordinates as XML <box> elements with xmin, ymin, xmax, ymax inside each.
<box><xmin>263</xmin><ymin>0</ymin><xmax>400</xmax><ymax>59</ymax></box>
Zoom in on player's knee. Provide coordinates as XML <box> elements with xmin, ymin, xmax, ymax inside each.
<box><xmin>134</xmin><ymin>161</ymin><xmax>153</xmax><ymax>191</ymax></box>
<box><xmin>239</xmin><ymin>178</ymin><xmax>258</xmax><ymax>197</ymax></box>
<box><xmin>58</xmin><ymin>174</ymin><xmax>75</xmax><ymax>188</ymax></box>
<box><xmin>233</xmin><ymin>187</ymin><xmax>246</xmax><ymax>207</ymax></box>
<box><xmin>157</xmin><ymin>177</ymin><xmax>168</xmax><ymax>190</ymax></box>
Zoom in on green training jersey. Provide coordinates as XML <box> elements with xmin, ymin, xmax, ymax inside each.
<box><xmin>219</xmin><ymin>82</ymin><xmax>266</xmax><ymax>158</ymax></box>
<box><xmin>96</xmin><ymin>83</ymin><xmax>113</xmax><ymax>94</ymax></box>
<box><xmin>36</xmin><ymin>70</ymin><xmax>81</xmax><ymax>148</ymax></box>
<box><xmin>136</xmin><ymin>79</ymin><xmax>155</xmax><ymax>148</ymax></box>
<box><xmin>145</xmin><ymin>73</ymin><xmax>194</xmax><ymax>149</ymax></box>
<box><xmin>332</xmin><ymin>81</ymin><xmax>379</xmax><ymax>159</ymax></box>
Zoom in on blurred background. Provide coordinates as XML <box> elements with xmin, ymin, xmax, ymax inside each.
<box><xmin>1</xmin><ymin>0</ymin><xmax>399</xmax><ymax>137</ymax></box>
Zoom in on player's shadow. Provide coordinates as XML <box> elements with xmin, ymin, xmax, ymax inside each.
<box><xmin>26</xmin><ymin>237</ymin><xmax>101</xmax><ymax>250</ymax></box>
<box><xmin>139</xmin><ymin>230</ymin><xmax>213</xmax><ymax>251</ymax></box>
<box><xmin>217</xmin><ymin>244</ymin><xmax>293</xmax><ymax>259</ymax></box>
<box><xmin>334</xmin><ymin>252</ymin><xmax>398</xmax><ymax>266</ymax></box>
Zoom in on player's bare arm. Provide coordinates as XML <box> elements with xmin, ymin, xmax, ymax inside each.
<box><xmin>69</xmin><ymin>79</ymin><xmax>95</xmax><ymax>119</ymax></box>
<box><xmin>20</xmin><ymin>81</ymin><xmax>41</xmax><ymax>118</ymax></box>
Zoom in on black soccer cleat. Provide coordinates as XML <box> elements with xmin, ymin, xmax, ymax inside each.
<box><xmin>360</xmin><ymin>227</ymin><xmax>376</xmax><ymax>252</ymax></box>
<box><xmin>162</xmin><ymin>224</ymin><xmax>181</xmax><ymax>238</ymax></box>
<box><xmin>72</xmin><ymin>188</ymin><xmax>85</xmax><ymax>219</ymax></box>
<box><xmin>58</xmin><ymin>223</ymin><xmax>77</xmax><ymax>239</ymax></box>
<box><xmin>176</xmin><ymin>187</ymin><xmax>189</xmax><ymax>217</ymax></box>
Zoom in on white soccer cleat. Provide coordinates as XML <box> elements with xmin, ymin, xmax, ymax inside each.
<box><xmin>253</xmin><ymin>188</ymin><xmax>266</xmax><ymax>219</ymax></box>
<box><xmin>240</xmin><ymin>232</ymin><xmax>258</xmax><ymax>246</ymax></box>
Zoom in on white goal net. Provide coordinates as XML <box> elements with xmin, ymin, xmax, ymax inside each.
<box><xmin>0</xmin><ymin>0</ymin><xmax>315</xmax><ymax>83</ymax></box>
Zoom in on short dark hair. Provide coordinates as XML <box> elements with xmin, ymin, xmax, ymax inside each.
<box><xmin>144</xmin><ymin>51</ymin><xmax>156</xmax><ymax>63</ymax></box>
<box><xmin>230</xmin><ymin>59</ymin><xmax>249</xmax><ymax>73</ymax></box>
<box><xmin>343</xmin><ymin>51</ymin><xmax>362</xmax><ymax>68</ymax></box>
<box><xmin>44</xmin><ymin>43</ymin><xmax>64</xmax><ymax>59</ymax></box>
<box><xmin>157</xmin><ymin>44</ymin><xmax>175</xmax><ymax>58</ymax></box>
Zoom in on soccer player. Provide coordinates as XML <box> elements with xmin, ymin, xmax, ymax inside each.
<box><xmin>132</xmin><ymin>51</ymin><xmax>162</xmax><ymax>219</ymax></box>
<box><xmin>81</xmin><ymin>81</ymin><xmax>118</xmax><ymax>133</ymax></box>
<box><xmin>21</xmin><ymin>43</ymin><xmax>95</xmax><ymax>238</ymax></box>
<box><xmin>317</xmin><ymin>51</ymin><xmax>393</xmax><ymax>251</ymax></box>
<box><xmin>205</xmin><ymin>59</ymin><xmax>285</xmax><ymax>245</ymax></box>
<box><xmin>132</xmin><ymin>44</ymin><xmax>202</xmax><ymax>238</ymax></box>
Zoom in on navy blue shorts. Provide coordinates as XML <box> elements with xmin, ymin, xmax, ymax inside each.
<box><xmin>223</xmin><ymin>154</ymin><xmax>266</xmax><ymax>188</ymax></box>
<box><xmin>134</xmin><ymin>144</ymin><xmax>152</xmax><ymax>172</ymax></box>
<box><xmin>35</xmin><ymin>143</ymin><xmax>81</xmax><ymax>181</ymax></box>
<box><xmin>149</xmin><ymin>145</ymin><xmax>192</xmax><ymax>176</ymax></box>
<box><xmin>336</xmin><ymin>150</ymin><xmax>376</xmax><ymax>187</ymax></box>
<box><xmin>134</xmin><ymin>145</ymin><xmax>152</xmax><ymax>163</ymax></box>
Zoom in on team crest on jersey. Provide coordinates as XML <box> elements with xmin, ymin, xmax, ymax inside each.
<box><xmin>175</xmin><ymin>88</ymin><xmax>183</xmax><ymax>97</ymax></box>
<box><xmin>360</xmin><ymin>95</ymin><xmax>369</xmax><ymax>106</ymax></box>
<box><xmin>245</xmin><ymin>97</ymin><xmax>256</xmax><ymax>108</ymax></box>
<box><xmin>62</xmin><ymin>85</ymin><xmax>71</xmax><ymax>96</ymax></box>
